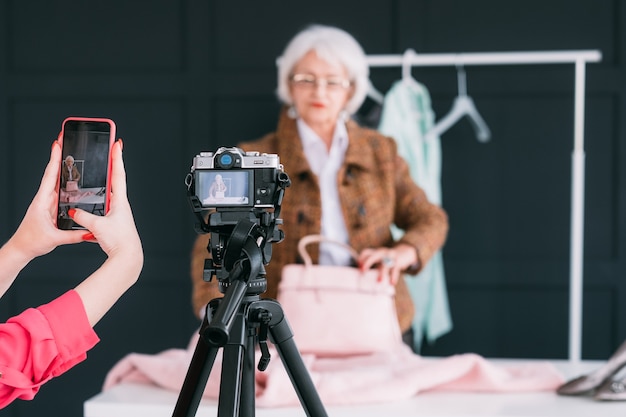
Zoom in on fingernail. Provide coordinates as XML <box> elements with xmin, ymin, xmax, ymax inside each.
<box><xmin>82</xmin><ymin>232</ymin><xmax>95</xmax><ymax>241</ymax></box>
<box><xmin>118</xmin><ymin>138</ymin><xmax>124</xmax><ymax>151</ymax></box>
<box><xmin>68</xmin><ymin>208</ymin><xmax>76</xmax><ymax>218</ymax></box>
<box><xmin>52</xmin><ymin>140</ymin><xmax>59</xmax><ymax>150</ymax></box>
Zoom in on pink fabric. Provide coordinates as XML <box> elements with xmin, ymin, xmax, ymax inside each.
<box><xmin>103</xmin><ymin>332</ymin><xmax>564</xmax><ymax>407</ymax></box>
<box><xmin>0</xmin><ymin>290</ymin><xmax>100</xmax><ymax>408</ymax></box>
<box><xmin>59</xmin><ymin>189</ymin><xmax>94</xmax><ymax>203</ymax></box>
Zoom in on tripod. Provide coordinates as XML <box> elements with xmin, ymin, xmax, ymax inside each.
<box><xmin>172</xmin><ymin>221</ymin><xmax>328</xmax><ymax>417</ymax></box>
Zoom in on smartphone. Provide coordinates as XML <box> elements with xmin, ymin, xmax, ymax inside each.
<box><xmin>56</xmin><ymin>117</ymin><xmax>116</xmax><ymax>230</ymax></box>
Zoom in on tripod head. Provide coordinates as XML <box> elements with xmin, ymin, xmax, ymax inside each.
<box><xmin>201</xmin><ymin>218</ymin><xmax>267</xmax><ymax>346</ymax></box>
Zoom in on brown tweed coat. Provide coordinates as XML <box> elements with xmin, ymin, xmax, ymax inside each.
<box><xmin>190</xmin><ymin>109</ymin><xmax>448</xmax><ymax>332</ymax></box>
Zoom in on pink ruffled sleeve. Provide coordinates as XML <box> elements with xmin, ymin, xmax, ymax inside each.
<box><xmin>0</xmin><ymin>290</ymin><xmax>99</xmax><ymax>408</ymax></box>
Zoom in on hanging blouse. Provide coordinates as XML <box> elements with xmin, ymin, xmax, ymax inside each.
<box><xmin>378</xmin><ymin>79</ymin><xmax>452</xmax><ymax>350</ymax></box>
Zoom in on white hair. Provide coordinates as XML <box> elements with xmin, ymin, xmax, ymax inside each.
<box><xmin>276</xmin><ymin>25</ymin><xmax>369</xmax><ymax>115</ymax></box>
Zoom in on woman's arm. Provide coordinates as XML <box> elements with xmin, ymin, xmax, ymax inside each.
<box><xmin>358</xmin><ymin>139</ymin><xmax>448</xmax><ymax>284</ymax></box>
<box><xmin>72</xmin><ymin>166</ymin><xmax>81</xmax><ymax>183</ymax></box>
<box><xmin>0</xmin><ymin>138</ymin><xmax>143</xmax><ymax>324</ymax></box>
<box><xmin>0</xmin><ymin>141</ymin><xmax>84</xmax><ymax>297</ymax></box>
<box><xmin>0</xmin><ymin>139</ymin><xmax>142</xmax><ymax>408</ymax></box>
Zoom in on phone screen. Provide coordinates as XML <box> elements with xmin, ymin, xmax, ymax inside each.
<box><xmin>57</xmin><ymin>118</ymin><xmax>114</xmax><ymax>230</ymax></box>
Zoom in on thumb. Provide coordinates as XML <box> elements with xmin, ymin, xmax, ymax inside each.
<box><xmin>68</xmin><ymin>208</ymin><xmax>98</xmax><ymax>232</ymax></box>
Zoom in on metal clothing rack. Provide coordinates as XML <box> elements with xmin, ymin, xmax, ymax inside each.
<box><xmin>366</xmin><ymin>49</ymin><xmax>602</xmax><ymax>363</ymax></box>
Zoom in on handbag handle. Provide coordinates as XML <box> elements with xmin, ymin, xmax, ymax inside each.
<box><xmin>298</xmin><ymin>235</ymin><xmax>360</xmax><ymax>266</ymax></box>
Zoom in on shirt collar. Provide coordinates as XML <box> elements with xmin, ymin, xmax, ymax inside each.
<box><xmin>296</xmin><ymin>118</ymin><xmax>349</xmax><ymax>155</ymax></box>
<box><xmin>272</xmin><ymin>108</ymin><xmax>380</xmax><ymax>177</ymax></box>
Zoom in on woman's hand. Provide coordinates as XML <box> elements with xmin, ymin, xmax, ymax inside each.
<box><xmin>358</xmin><ymin>244</ymin><xmax>419</xmax><ymax>285</ymax></box>
<box><xmin>71</xmin><ymin>139</ymin><xmax>143</xmax><ymax>326</ymax></box>
<box><xmin>6</xmin><ymin>139</ymin><xmax>85</xmax><ymax>264</ymax></box>
<box><xmin>68</xmin><ymin>140</ymin><xmax>142</xmax><ymax>263</ymax></box>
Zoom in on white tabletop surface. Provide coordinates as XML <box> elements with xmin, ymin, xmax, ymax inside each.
<box><xmin>84</xmin><ymin>359</ymin><xmax>626</xmax><ymax>417</ymax></box>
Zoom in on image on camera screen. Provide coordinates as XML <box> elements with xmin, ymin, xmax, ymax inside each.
<box><xmin>197</xmin><ymin>170</ymin><xmax>250</xmax><ymax>207</ymax></box>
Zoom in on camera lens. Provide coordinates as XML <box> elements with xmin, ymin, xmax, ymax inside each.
<box><xmin>217</xmin><ymin>152</ymin><xmax>235</xmax><ymax>169</ymax></box>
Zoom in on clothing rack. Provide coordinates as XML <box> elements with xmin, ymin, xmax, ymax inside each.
<box><xmin>366</xmin><ymin>49</ymin><xmax>602</xmax><ymax>364</ymax></box>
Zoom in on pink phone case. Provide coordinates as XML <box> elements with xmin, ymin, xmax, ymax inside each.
<box><xmin>57</xmin><ymin>117</ymin><xmax>116</xmax><ymax>229</ymax></box>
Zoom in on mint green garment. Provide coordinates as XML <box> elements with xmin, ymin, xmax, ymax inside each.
<box><xmin>378</xmin><ymin>79</ymin><xmax>452</xmax><ymax>350</ymax></box>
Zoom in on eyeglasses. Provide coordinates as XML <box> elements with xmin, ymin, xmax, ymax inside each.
<box><xmin>290</xmin><ymin>73</ymin><xmax>352</xmax><ymax>90</ymax></box>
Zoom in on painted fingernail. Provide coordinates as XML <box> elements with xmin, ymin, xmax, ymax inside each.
<box><xmin>82</xmin><ymin>232</ymin><xmax>95</xmax><ymax>241</ymax></box>
<box><xmin>118</xmin><ymin>138</ymin><xmax>124</xmax><ymax>151</ymax></box>
<box><xmin>68</xmin><ymin>208</ymin><xmax>76</xmax><ymax>218</ymax></box>
<box><xmin>52</xmin><ymin>140</ymin><xmax>58</xmax><ymax>150</ymax></box>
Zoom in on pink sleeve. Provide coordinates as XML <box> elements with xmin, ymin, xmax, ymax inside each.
<box><xmin>0</xmin><ymin>290</ymin><xmax>99</xmax><ymax>408</ymax></box>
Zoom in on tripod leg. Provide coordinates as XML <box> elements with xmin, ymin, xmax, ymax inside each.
<box><xmin>216</xmin><ymin>304</ymin><xmax>257</xmax><ymax>417</ymax></box>
<box><xmin>217</xmin><ymin>344</ymin><xmax>244</xmax><ymax>417</ymax></box>
<box><xmin>240</xmin><ymin>327</ymin><xmax>257</xmax><ymax>416</ymax></box>
<box><xmin>251</xmin><ymin>300</ymin><xmax>328</xmax><ymax>417</ymax></box>
<box><xmin>171</xmin><ymin>327</ymin><xmax>220</xmax><ymax>417</ymax></box>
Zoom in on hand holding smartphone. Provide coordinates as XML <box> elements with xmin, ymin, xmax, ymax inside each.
<box><xmin>57</xmin><ymin>117</ymin><xmax>116</xmax><ymax>230</ymax></box>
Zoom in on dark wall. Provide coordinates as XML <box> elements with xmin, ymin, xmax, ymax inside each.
<box><xmin>0</xmin><ymin>1</ymin><xmax>622</xmax><ymax>416</ymax></box>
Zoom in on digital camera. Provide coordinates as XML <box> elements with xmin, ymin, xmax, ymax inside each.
<box><xmin>186</xmin><ymin>147</ymin><xmax>290</xmax><ymax>288</ymax></box>
<box><xmin>187</xmin><ymin>147</ymin><xmax>286</xmax><ymax>211</ymax></box>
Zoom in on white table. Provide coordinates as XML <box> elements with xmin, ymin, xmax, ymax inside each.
<box><xmin>84</xmin><ymin>359</ymin><xmax>626</xmax><ymax>417</ymax></box>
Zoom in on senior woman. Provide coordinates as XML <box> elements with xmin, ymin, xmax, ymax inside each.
<box><xmin>190</xmin><ymin>24</ymin><xmax>448</xmax><ymax>346</ymax></box>
<box><xmin>61</xmin><ymin>155</ymin><xmax>81</xmax><ymax>190</ymax></box>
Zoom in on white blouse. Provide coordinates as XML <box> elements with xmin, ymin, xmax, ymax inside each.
<box><xmin>297</xmin><ymin>118</ymin><xmax>352</xmax><ymax>266</ymax></box>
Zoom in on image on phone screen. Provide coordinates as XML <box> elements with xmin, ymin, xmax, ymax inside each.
<box><xmin>57</xmin><ymin>120</ymin><xmax>113</xmax><ymax>230</ymax></box>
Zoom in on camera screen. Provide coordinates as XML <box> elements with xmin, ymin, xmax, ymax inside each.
<box><xmin>196</xmin><ymin>169</ymin><xmax>252</xmax><ymax>207</ymax></box>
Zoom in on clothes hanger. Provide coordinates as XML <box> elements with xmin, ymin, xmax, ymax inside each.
<box><xmin>402</xmin><ymin>48</ymin><xmax>421</xmax><ymax>89</ymax></box>
<box><xmin>365</xmin><ymin>48</ymin><xmax>421</xmax><ymax>106</ymax></box>
<box><xmin>425</xmin><ymin>63</ymin><xmax>491</xmax><ymax>142</ymax></box>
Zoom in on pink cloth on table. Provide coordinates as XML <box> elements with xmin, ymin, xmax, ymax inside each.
<box><xmin>103</xmin><ymin>332</ymin><xmax>564</xmax><ymax>407</ymax></box>
<box><xmin>59</xmin><ymin>189</ymin><xmax>94</xmax><ymax>203</ymax></box>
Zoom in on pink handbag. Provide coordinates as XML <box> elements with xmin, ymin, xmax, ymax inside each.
<box><xmin>65</xmin><ymin>180</ymin><xmax>79</xmax><ymax>191</ymax></box>
<box><xmin>278</xmin><ymin>235</ymin><xmax>403</xmax><ymax>357</ymax></box>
